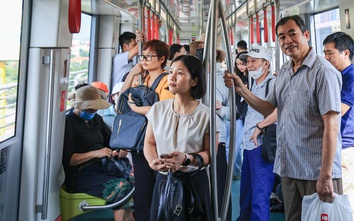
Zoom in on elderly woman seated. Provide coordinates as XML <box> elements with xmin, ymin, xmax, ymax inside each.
<box><xmin>62</xmin><ymin>85</ymin><xmax>134</xmax><ymax>221</ymax></box>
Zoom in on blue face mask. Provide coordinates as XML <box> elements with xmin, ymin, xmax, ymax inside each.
<box><xmin>80</xmin><ymin>110</ymin><xmax>96</xmax><ymax>121</ymax></box>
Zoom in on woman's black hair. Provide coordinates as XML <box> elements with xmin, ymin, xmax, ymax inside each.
<box><xmin>234</xmin><ymin>51</ymin><xmax>248</xmax><ymax>76</ymax></box>
<box><xmin>170</xmin><ymin>55</ymin><xmax>206</xmax><ymax>99</ymax></box>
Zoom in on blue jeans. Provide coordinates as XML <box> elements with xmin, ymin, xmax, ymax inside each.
<box><xmin>225</xmin><ymin>119</ymin><xmax>244</xmax><ymax>177</ymax></box>
<box><xmin>237</xmin><ymin>147</ymin><xmax>275</xmax><ymax>221</ymax></box>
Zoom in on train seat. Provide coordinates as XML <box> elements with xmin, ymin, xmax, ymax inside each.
<box><xmin>59</xmin><ymin>186</ymin><xmax>108</xmax><ymax>221</ymax></box>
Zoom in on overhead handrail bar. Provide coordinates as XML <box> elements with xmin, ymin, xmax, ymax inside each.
<box><xmin>218</xmin><ymin>1</ymin><xmax>237</xmax><ymax>220</ymax></box>
<box><xmin>81</xmin><ymin>186</ymin><xmax>135</xmax><ymax>210</ymax></box>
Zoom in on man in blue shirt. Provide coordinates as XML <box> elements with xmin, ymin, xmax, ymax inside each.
<box><xmin>112</xmin><ymin>32</ymin><xmax>139</xmax><ymax>88</ymax></box>
<box><xmin>323</xmin><ymin>32</ymin><xmax>354</xmax><ymax>216</ymax></box>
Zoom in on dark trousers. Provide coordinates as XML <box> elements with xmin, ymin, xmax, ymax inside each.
<box><xmin>132</xmin><ymin>153</ymin><xmax>156</xmax><ymax>221</ymax></box>
<box><xmin>217</xmin><ymin>142</ymin><xmax>232</xmax><ymax>221</ymax></box>
<box><xmin>282</xmin><ymin>177</ymin><xmax>343</xmax><ymax>221</ymax></box>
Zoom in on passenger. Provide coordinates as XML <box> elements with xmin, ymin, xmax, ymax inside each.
<box><xmin>119</xmin><ymin>39</ymin><xmax>175</xmax><ymax>221</ymax></box>
<box><xmin>62</xmin><ymin>85</ymin><xmax>134</xmax><ymax>221</ymax></box>
<box><xmin>189</xmin><ymin>33</ymin><xmax>231</xmax><ymax>220</ymax></box>
<box><xmin>236</xmin><ymin>40</ymin><xmax>248</xmax><ymax>54</ymax></box>
<box><xmin>144</xmin><ymin>55</ymin><xmax>215</xmax><ymax>221</ymax></box>
<box><xmin>112</xmin><ymin>31</ymin><xmax>143</xmax><ymax>87</ymax></box>
<box><xmin>97</xmin><ymin>82</ymin><xmax>124</xmax><ymax>131</ymax></box>
<box><xmin>228</xmin><ymin>51</ymin><xmax>249</xmax><ymax>180</ymax></box>
<box><xmin>323</xmin><ymin>31</ymin><xmax>354</xmax><ymax>217</ymax></box>
<box><xmin>165</xmin><ymin>43</ymin><xmax>186</xmax><ymax>70</ymax></box>
<box><xmin>224</xmin><ymin>15</ymin><xmax>343</xmax><ymax>221</ymax></box>
<box><xmin>183</xmin><ymin>44</ymin><xmax>190</xmax><ymax>54</ymax></box>
<box><xmin>169</xmin><ymin>43</ymin><xmax>186</xmax><ymax>59</ymax></box>
<box><xmin>227</xmin><ymin>46</ymin><xmax>277</xmax><ymax>221</ymax></box>
<box><xmin>92</xmin><ymin>81</ymin><xmax>109</xmax><ymax>100</ymax></box>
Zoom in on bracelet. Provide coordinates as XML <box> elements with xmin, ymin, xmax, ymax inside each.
<box><xmin>128</xmin><ymin>101</ymin><xmax>135</xmax><ymax>104</ymax></box>
<box><xmin>256</xmin><ymin>123</ymin><xmax>263</xmax><ymax>130</ymax></box>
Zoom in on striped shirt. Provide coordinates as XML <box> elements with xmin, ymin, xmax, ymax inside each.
<box><xmin>266</xmin><ymin>48</ymin><xmax>342</xmax><ymax>180</ymax></box>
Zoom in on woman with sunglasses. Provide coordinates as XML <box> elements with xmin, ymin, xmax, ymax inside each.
<box><xmin>119</xmin><ymin>39</ymin><xmax>174</xmax><ymax>221</ymax></box>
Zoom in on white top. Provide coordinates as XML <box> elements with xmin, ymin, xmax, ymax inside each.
<box><xmin>146</xmin><ymin>99</ymin><xmax>218</xmax><ymax>157</ymax></box>
<box><xmin>112</xmin><ymin>51</ymin><xmax>135</xmax><ymax>86</ymax></box>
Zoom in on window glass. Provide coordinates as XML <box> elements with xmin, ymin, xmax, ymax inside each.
<box><xmin>68</xmin><ymin>13</ymin><xmax>91</xmax><ymax>108</ymax></box>
<box><xmin>314</xmin><ymin>8</ymin><xmax>340</xmax><ymax>56</ymax></box>
<box><xmin>0</xmin><ymin>0</ymin><xmax>22</xmax><ymax>142</ymax></box>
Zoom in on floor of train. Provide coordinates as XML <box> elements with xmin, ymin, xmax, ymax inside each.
<box><xmin>70</xmin><ymin>179</ymin><xmax>285</xmax><ymax>221</ymax></box>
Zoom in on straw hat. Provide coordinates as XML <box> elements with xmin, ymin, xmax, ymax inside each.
<box><xmin>74</xmin><ymin>85</ymin><xmax>111</xmax><ymax>110</ymax></box>
<box><xmin>189</xmin><ymin>33</ymin><xmax>226</xmax><ymax>63</ymax></box>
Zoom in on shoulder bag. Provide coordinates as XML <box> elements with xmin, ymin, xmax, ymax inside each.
<box><xmin>157</xmin><ymin>153</ymin><xmax>204</xmax><ymax>221</ymax></box>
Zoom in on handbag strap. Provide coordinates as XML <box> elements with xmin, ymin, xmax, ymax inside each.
<box><xmin>150</xmin><ymin>72</ymin><xmax>168</xmax><ymax>91</ymax></box>
<box><xmin>176</xmin><ymin>153</ymin><xmax>204</xmax><ymax>176</ymax></box>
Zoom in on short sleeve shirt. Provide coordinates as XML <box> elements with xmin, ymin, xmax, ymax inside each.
<box><xmin>146</xmin><ymin>99</ymin><xmax>216</xmax><ymax>156</ymax></box>
<box><xmin>243</xmin><ymin>73</ymin><xmax>276</xmax><ymax>151</ymax></box>
<box><xmin>112</xmin><ymin>52</ymin><xmax>134</xmax><ymax>86</ymax></box>
<box><xmin>144</xmin><ymin>74</ymin><xmax>175</xmax><ymax>101</ymax></box>
<box><xmin>340</xmin><ymin>64</ymin><xmax>354</xmax><ymax>148</ymax></box>
<box><xmin>266</xmin><ymin>48</ymin><xmax>342</xmax><ymax>180</ymax></box>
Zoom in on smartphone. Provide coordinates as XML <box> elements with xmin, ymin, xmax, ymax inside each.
<box><xmin>160</xmin><ymin>154</ymin><xmax>172</xmax><ymax>158</ymax></box>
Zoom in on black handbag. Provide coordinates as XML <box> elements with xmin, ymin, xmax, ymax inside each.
<box><xmin>261</xmin><ymin>124</ymin><xmax>277</xmax><ymax>162</ymax></box>
<box><xmin>157</xmin><ymin>153</ymin><xmax>204</xmax><ymax>221</ymax></box>
<box><xmin>101</xmin><ymin>156</ymin><xmax>132</xmax><ymax>179</ymax></box>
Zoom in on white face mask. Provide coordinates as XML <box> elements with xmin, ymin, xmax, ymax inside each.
<box><xmin>249</xmin><ymin>65</ymin><xmax>264</xmax><ymax>80</ymax></box>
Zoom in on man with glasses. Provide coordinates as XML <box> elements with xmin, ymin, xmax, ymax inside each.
<box><xmin>323</xmin><ymin>32</ymin><xmax>354</xmax><ymax>217</ymax></box>
<box><xmin>224</xmin><ymin>15</ymin><xmax>343</xmax><ymax>220</ymax></box>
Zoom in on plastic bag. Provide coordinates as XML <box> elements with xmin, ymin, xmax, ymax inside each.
<box><xmin>301</xmin><ymin>193</ymin><xmax>353</xmax><ymax>221</ymax></box>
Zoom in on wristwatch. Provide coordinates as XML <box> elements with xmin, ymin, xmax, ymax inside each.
<box><xmin>182</xmin><ymin>154</ymin><xmax>191</xmax><ymax>166</ymax></box>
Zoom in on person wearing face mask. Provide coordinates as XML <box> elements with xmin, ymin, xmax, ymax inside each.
<box><xmin>97</xmin><ymin>82</ymin><xmax>124</xmax><ymax>131</ymax></box>
<box><xmin>62</xmin><ymin>85</ymin><xmax>134</xmax><ymax>221</ymax></box>
<box><xmin>232</xmin><ymin>45</ymin><xmax>278</xmax><ymax>221</ymax></box>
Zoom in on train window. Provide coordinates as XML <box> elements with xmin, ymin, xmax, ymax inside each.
<box><xmin>0</xmin><ymin>0</ymin><xmax>22</xmax><ymax>142</ymax></box>
<box><xmin>68</xmin><ymin>13</ymin><xmax>92</xmax><ymax>106</ymax></box>
<box><xmin>313</xmin><ymin>8</ymin><xmax>340</xmax><ymax>56</ymax></box>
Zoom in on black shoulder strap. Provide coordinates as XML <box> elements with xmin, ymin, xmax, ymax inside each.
<box><xmin>265</xmin><ymin>78</ymin><xmax>273</xmax><ymax>97</ymax></box>
<box><xmin>150</xmin><ymin>72</ymin><xmax>168</xmax><ymax>91</ymax></box>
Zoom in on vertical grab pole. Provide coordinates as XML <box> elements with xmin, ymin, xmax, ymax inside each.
<box><xmin>203</xmin><ymin>0</ymin><xmax>219</xmax><ymax>220</ymax></box>
<box><xmin>218</xmin><ymin>1</ymin><xmax>237</xmax><ymax>220</ymax></box>
<box><xmin>41</xmin><ymin>50</ymin><xmax>55</xmax><ymax>219</ymax></box>
<box><xmin>138</xmin><ymin>0</ymin><xmax>144</xmax><ymax>84</ymax></box>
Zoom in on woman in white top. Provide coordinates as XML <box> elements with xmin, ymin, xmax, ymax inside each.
<box><xmin>144</xmin><ymin>55</ymin><xmax>218</xmax><ymax>221</ymax></box>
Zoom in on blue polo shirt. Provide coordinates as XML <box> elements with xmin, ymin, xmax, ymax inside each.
<box><xmin>341</xmin><ymin>64</ymin><xmax>354</xmax><ymax>149</ymax></box>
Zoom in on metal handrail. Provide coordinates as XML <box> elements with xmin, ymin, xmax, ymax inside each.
<box><xmin>81</xmin><ymin>186</ymin><xmax>135</xmax><ymax>210</ymax></box>
<box><xmin>41</xmin><ymin>51</ymin><xmax>55</xmax><ymax>219</ymax></box>
<box><xmin>218</xmin><ymin>1</ymin><xmax>237</xmax><ymax>220</ymax></box>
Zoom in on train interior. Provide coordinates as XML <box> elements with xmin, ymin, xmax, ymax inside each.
<box><xmin>0</xmin><ymin>0</ymin><xmax>354</xmax><ymax>220</ymax></box>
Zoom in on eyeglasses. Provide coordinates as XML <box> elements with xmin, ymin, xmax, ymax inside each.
<box><xmin>138</xmin><ymin>54</ymin><xmax>159</xmax><ymax>61</ymax></box>
<box><xmin>250</xmin><ymin>48</ymin><xmax>260</xmax><ymax>53</ymax></box>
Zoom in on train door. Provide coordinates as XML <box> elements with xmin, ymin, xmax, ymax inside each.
<box><xmin>0</xmin><ymin>0</ymin><xmax>27</xmax><ymax>220</ymax></box>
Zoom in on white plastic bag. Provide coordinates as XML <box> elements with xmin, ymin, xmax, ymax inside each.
<box><xmin>301</xmin><ymin>193</ymin><xmax>353</xmax><ymax>221</ymax></box>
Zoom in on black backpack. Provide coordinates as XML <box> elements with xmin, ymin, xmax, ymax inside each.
<box><xmin>109</xmin><ymin>73</ymin><xmax>168</xmax><ymax>152</ymax></box>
